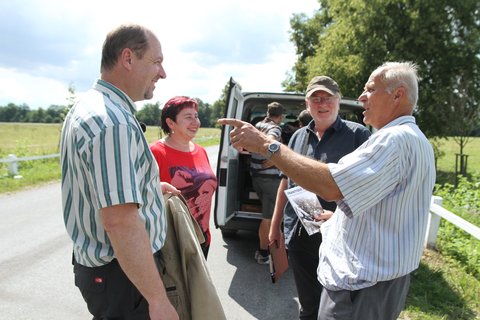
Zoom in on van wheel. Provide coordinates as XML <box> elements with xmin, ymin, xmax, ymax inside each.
<box><xmin>221</xmin><ymin>228</ymin><xmax>237</xmax><ymax>238</ymax></box>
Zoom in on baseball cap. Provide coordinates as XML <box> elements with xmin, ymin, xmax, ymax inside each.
<box><xmin>305</xmin><ymin>76</ymin><xmax>341</xmax><ymax>98</ymax></box>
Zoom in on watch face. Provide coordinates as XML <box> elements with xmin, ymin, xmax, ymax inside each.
<box><xmin>269</xmin><ymin>142</ymin><xmax>280</xmax><ymax>152</ymax></box>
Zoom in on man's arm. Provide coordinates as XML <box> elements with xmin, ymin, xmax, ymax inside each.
<box><xmin>269</xmin><ymin>178</ymin><xmax>288</xmax><ymax>243</ymax></box>
<box><xmin>218</xmin><ymin>118</ymin><xmax>342</xmax><ymax>201</ymax></box>
<box><xmin>101</xmin><ymin>203</ymin><xmax>178</xmax><ymax>320</ymax></box>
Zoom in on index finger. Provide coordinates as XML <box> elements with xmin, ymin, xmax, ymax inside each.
<box><xmin>217</xmin><ymin>118</ymin><xmax>246</xmax><ymax>128</ymax></box>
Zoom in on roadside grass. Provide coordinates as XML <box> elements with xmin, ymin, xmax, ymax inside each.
<box><xmin>0</xmin><ymin>158</ymin><xmax>61</xmax><ymax>192</ymax></box>
<box><xmin>0</xmin><ymin>123</ymin><xmax>220</xmax><ymax>194</ymax></box>
<box><xmin>400</xmin><ymin>249</ymin><xmax>480</xmax><ymax>320</ymax></box>
<box><xmin>0</xmin><ymin>123</ymin><xmax>479</xmax><ymax>319</ymax></box>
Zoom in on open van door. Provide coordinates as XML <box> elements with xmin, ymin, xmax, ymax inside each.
<box><xmin>214</xmin><ymin>78</ymin><xmax>244</xmax><ymax>235</ymax></box>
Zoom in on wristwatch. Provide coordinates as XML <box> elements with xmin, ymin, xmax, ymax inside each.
<box><xmin>266</xmin><ymin>141</ymin><xmax>281</xmax><ymax>159</ymax></box>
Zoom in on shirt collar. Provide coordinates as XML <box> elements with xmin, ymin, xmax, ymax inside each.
<box><xmin>306</xmin><ymin>116</ymin><xmax>342</xmax><ymax>134</ymax></box>
<box><xmin>94</xmin><ymin>79</ymin><xmax>137</xmax><ymax>114</ymax></box>
<box><xmin>381</xmin><ymin>115</ymin><xmax>416</xmax><ymax>130</ymax></box>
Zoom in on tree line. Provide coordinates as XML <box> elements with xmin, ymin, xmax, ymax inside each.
<box><xmin>0</xmin><ymin>103</ymin><xmax>68</xmax><ymax>123</ymax></box>
<box><xmin>0</xmin><ymin>83</ymin><xmax>229</xmax><ymax>128</ymax></box>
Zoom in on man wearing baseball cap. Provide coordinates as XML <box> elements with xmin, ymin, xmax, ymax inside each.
<box><xmin>221</xmin><ymin>62</ymin><xmax>436</xmax><ymax>320</ymax></box>
<box><xmin>269</xmin><ymin>76</ymin><xmax>371</xmax><ymax>319</ymax></box>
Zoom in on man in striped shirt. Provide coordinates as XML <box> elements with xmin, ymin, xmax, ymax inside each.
<box><xmin>250</xmin><ymin>101</ymin><xmax>284</xmax><ymax>264</ymax></box>
<box><xmin>60</xmin><ymin>24</ymin><xmax>178</xmax><ymax>320</ymax></box>
<box><xmin>219</xmin><ymin>61</ymin><xmax>436</xmax><ymax>320</ymax></box>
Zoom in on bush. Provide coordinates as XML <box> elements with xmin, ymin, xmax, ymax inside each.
<box><xmin>434</xmin><ymin>174</ymin><xmax>480</xmax><ymax>279</ymax></box>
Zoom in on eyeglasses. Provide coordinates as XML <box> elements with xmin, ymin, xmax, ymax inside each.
<box><xmin>308</xmin><ymin>96</ymin><xmax>337</xmax><ymax>104</ymax></box>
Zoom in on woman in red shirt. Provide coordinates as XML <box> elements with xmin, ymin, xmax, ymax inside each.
<box><xmin>150</xmin><ymin>96</ymin><xmax>217</xmax><ymax>258</ymax></box>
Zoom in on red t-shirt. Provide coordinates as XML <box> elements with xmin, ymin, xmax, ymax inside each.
<box><xmin>150</xmin><ymin>141</ymin><xmax>217</xmax><ymax>241</ymax></box>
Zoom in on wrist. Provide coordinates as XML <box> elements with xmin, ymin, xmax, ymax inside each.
<box><xmin>265</xmin><ymin>141</ymin><xmax>281</xmax><ymax>160</ymax></box>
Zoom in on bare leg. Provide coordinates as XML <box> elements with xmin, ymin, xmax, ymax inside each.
<box><xmin>259</xmin><ymin>218</ymin><xmax>272</xmax><ymax>250</ymax></box>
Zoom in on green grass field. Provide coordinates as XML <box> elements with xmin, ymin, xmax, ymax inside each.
<box><xmin>0</xmin><ymin>122</ymin><xmax>64</xmax><ymax>154</ymax></box>
<box><xmin>434</xmin><ymin>137</ymin><xmax>480</xmax><ymax>185</ymax></box>
<box><xmin>0</xmin><ymin>123</ymin><xmax>479</xmax><ymax>319</ymax></box>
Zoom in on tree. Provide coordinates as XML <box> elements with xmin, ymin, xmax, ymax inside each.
<box><xmin>61</xmin><ymin>83</ymin><xmax>77</xmax><ymax>122</ymax></box>
<box><xmin>136</xmin><ymin>102</ymin><xmax>161</xmax><ymax>126</ymax></box>
<box><xmin>210</xmin><ymin>82</ymin><xmax>233</xmax><ymax>128</ymax></box>
<box><xmin>66</xmin><ymin>83</ymin><xmax>76</xmax><ymax>109</ymax></box>
<box><xmin>0</xmin><ymin>103</ymin><xmax>30</xmax><ymax>122</ymax></box>
<box><xmin>448</xmin><ymin>76</ymin><xmax>478</xmax><ymax>154</ymax></box>
<box><xmin>196</xmin><ymin>98</ymin><xmax>213</xmax><ymax>128</ymax></box>
<box><xmin>46</xmin><ymin>105</ymin><xmax>68</xmax><ymax>123</ymax></box>
<box><xmin>27</xmin><ymin>108</ymin><xmax>46</xmax><ymax>123</ymax></box>
<box><xmin>286</xmin><ymin>0</ymin><xmax>480</xmax><ymax>138</ymax></box>
<box><xmin>446</xmin><ymin>74</ymin><xmax>479</xmax><ymax>179</ymax></box>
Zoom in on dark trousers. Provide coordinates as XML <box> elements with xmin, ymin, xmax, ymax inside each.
<box><xmin>317</xmin><ymin>273</ymin><xmax>411</xmax><ymax>320</ymax></box>
<box><xmin>73</xmin><ymin>252</ymin><xmax>163</xmax><ymax>320</ymax></box>
<box><xmin>289</xmin><ymin>224</ymin><xmax>323</xmax><ymax>320</ymax></box>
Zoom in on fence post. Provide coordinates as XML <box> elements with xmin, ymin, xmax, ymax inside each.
<box><xmin>425</xmin><ymin>196</ymin><xmax>443</xmax><ymax>249</ymax></box>
<box><xmin>7</xmin><ymin>154</ymin><xmax>23</xmax><ymax>179</ymax></box>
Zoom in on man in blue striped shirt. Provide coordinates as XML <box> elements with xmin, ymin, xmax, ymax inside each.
<box><xmin>61</xmin><ymin>24</ymin><xmax>178</xmax><ymax>320</ymax></box>
<box><xmin>219</xmin><ymin>62</ymin><xmax>436</xmax><ymax>320</ymax></box>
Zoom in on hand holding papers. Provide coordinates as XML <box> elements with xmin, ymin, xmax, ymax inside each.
<box><xmin>284</xmin><ymin>186</ymin><xmax>324</xmax><ymax>235</ymax></box>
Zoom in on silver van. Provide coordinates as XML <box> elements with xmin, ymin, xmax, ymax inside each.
<box><xmin>214</xmin><ymin>78</ymin><xmax>366</xmax><ymax>237</ymax></box>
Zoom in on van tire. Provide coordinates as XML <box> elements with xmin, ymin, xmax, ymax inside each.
<box><xmin>221</xmin><ymin>228</ymin><xmax>238</xmax><ymax>238</ymax></box>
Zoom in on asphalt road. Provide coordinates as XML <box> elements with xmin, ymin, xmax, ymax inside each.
<box><xmin>0</xmin><ymin>145</ymin><xmax>300</xmax><ymax>320</ymax></box>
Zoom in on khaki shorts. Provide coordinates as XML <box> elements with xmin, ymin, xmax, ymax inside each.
<box><xmin>252</xmin><ymin>175</ymin><xmax>281</xmax><ymax>219</ymax></box>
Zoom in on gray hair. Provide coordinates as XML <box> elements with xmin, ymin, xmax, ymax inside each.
<box><xmin>375</xmin><ymin>62</ymin><xmax>419</xmax><ymax>107</ymax></box>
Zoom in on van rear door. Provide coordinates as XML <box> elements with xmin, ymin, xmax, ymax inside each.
<box><xmin>214</xmin><ymin>78</ymin><xmax>244</xmax><ymax>230</ymax></box>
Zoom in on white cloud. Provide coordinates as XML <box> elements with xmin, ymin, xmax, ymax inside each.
<box><xmin>0</xmin><ymin>67</ymin><xmax>71</xmax><ymax>108</ymax></box>
<box><xmin>0</xmin><ymin>0</ymin><xmax>318</xmax><ymax>109</ymax></box>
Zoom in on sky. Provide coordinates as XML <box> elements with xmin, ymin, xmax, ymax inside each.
<box><xmin>0</xmin><ymin>0</ymin><xmax>319</xmax><ymax>110</ymax></box>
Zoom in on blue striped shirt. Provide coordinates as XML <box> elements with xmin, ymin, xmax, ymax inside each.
<box><xmin>318</xmin><ymin>116</ymin><xmax>436</xmax><ymax>290</ymax></box>
<box><xmin>60</xmin><ymin>79</ymin><xmax>166</xmax><ymax>267</ymax></box>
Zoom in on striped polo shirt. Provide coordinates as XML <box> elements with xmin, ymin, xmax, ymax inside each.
<box><xmin>318</xmin><ymin>116</ymin><xmax>436</xmax><ymax>291</ymax></box>
<box><xmin>250</xmin><ymin>118</ymin><xmax>282</xmax><ymax>177</ymax></box>
<box><xmin>60</xmin><ymin>79</ymin><xmax>166</xmax><ymax>267</ymax></box>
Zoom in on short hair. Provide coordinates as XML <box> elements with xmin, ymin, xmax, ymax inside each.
<box><xmin>298</xmin><ymin>110</ymin><xmax>313</xmax><ymax>127</ymax></box>
<box><xmin>375</xmin><ymin>62</ymin><xmax>419</xmax><ymax>107</ymax></box>
<box><xmin>161</xmin><ymin>96</ymin><xmax>199</xmax><ymax>134</ymax></box>
<box><xmin>267</xmin><ymin>102</ymin><xmax>284</xmax><ymax>117</ymax></box>
<box><xmin>101</xmin><ymin>24</ymin><xmax>152</xmax><ymax>72</ymax></box>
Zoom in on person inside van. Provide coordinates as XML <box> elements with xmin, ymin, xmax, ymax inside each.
<box><xmin>250</xmin><ymin>101</ymin><xmax>285</xmax><ymax>264</ymax></box>
<box><xmin>269</xmin><ymin>76</ymin><xmax>371</xmax><ymax>319</ymax></box>
<box><xmin>297</xmin><ymin>109</ymin><xmax>313</xmax><ymax>128</ymax></box>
